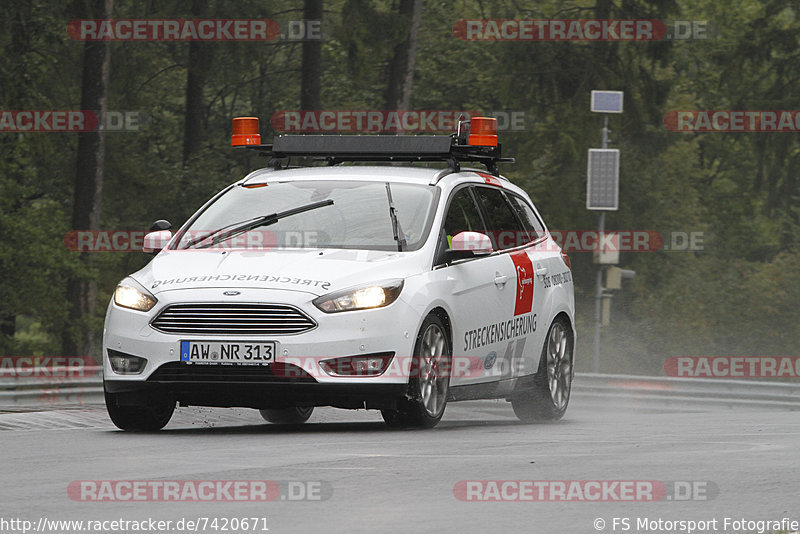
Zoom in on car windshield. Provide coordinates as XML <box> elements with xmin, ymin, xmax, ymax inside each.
<box><xmin>176</xmin><ymin>179</ymin><xmax>437</xmax><ymax>251</ymax></box>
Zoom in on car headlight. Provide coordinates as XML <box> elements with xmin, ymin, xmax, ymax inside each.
<box><xmin>313</xmin><ymin>280</ymin><xmax>404</xmax><ymax>313</ymax></box>
<box><xmin>113</xmin><ymin>280</ymin><xmax>157</xmax><ymax>312</ymax></box>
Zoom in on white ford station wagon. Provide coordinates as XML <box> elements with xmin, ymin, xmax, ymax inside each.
<box><xmin>103</xmin><ymin>117</ymin><xmax>576</xmax><ymax>430</ymax></box>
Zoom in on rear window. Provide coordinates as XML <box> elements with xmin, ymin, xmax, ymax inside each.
<box><xmin>473</xmin><ymin>187</ymin><xmax>528</xmax><ymax>250</ymax></box>
<box><xmin>506</xmin><ymin>193</ymin><xmax>545</xmax><ymax>243</ymax></box>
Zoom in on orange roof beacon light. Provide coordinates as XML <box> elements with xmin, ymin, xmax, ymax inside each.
<box><xmin>468</xmin><ymin>117</ymin><xmax>498</xmax><ymax>147</ymax></box>
<box><xmin>231</xmin><ymin>116</ymin><xmax>261</xmax><ymax>146</ymax></box>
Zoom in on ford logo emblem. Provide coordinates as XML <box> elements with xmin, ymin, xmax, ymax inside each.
<box><xmin>223</xmin><ymin>291</ymin><xmax>240</xmax><ymax>296</ymax></box>
<box><xmin>484</xmin><ymin>351</ymin><xmax>497</xmax><ymax>369</ymax></box>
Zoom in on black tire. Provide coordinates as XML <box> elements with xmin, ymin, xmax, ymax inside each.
<box><xmin>259</xmin><ymin>406</ymin><xmax>314</xmax><ymax>424</ymax></box>
<box><xmin>104</xmin><ymin>386</ymin><xmax>175</xmax><ymax>431</ymax></box>
<box><xmin>511</xmin><ymin>316</ymin><xmax>574</xmax><ymax>422</ymax></box>
<box><xmin>382</xmin><ymin>314</ymin><xmax>451</xmax><ymax>429</ymax></box>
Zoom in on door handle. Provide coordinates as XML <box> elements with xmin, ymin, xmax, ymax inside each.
<box><xmin>494</xmin><ymin>273</ymin><xmax>509</xmax><ymax>286</ymax></box>
<box><xmin>535</xmin><ymin>266</ymin><xmax>548</xmax><ymax>276</ymax></box>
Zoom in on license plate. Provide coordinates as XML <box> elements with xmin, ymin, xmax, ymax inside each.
<box><xmin>180</xmin><ymin>341</ymin><xmax>276</xmax><ymax>365</ymax></box>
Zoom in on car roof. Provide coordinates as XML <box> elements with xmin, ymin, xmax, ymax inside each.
<box><xmin>242</xmin><ymin>165</ymin><xmax>446</xmax><ymax>185</ymax></box>
<box><xmin>239</xmin><ymin>165</ymin><xmax>530</xmax><ymax>198</ymax></box>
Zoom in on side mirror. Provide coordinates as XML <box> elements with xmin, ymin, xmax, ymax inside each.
<box><xmin>451</xmin><ymin>231</ymin><xmax>494</xmax><ymax>253</ymax></box>
<box><xmin>143</xmin><ymin>230</ymin><xmax>172</xmax><ymax>254</ymax></box>
<box><xmin>443</xmin><ymin>231</ymin><xmax>494</xmax><ymax>262</ymax></box>
<box><xmin>150</xmin><ymin>219</ymin><xmax>172</xmax><ymax>232</ymax></box>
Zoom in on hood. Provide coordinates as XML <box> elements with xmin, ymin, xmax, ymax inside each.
<box><xmin>130</xmin><ymin>248</ymin><xmax>426</xmax><ymax>297</ymax></box>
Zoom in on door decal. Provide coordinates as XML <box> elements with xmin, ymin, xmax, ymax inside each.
<box><xmin>510</xmin><ymin>250</ymin><xmax>534</xmax><ymax>316</ymax></box>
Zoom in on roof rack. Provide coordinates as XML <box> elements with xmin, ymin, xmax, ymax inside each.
<box><xmin>231</xmin><ymin>117</ymin><xmax>515</xmax><ymax>175</ymax></box>
<box><xmin>240</xmin><ymin>135</ymin><xmax>513</xmax><ymax>175</ymax></box>
<box><xmin>231</xmin><ymin>117</ymin><xmax>514</xmax><ymax>176</ymax></box>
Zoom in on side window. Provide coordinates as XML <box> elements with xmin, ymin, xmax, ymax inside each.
<box><xmin>506</xmin><ymin>194</ymin><xmax>545</xmax><ymax>243</ymax></box>
<box><xmin>442</xmin><ymin>187</ymin><xmax>486</xmax><ymax>245</ymax></box>
<box><xmin>473</xmin><ymin>187</ymin><xmax>525</xmax><ymax>250</ymax></box>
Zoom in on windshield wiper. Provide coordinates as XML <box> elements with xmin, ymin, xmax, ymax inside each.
<box><xmin>184</xmin><ymin>199</ymin><xmax>334</xmax><ymax>249</ymax></box>
<box><xmin>385</xmin><ymin>182</ymin><xmax>406</xmax><ymax>252</ymax></box>
<box><xmin>182</xmin><ymin>215</ymin><xmax>264</xmax><ymax>249</ymax></box>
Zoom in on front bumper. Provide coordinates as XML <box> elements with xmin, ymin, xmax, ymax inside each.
<box><xmin>104</xmin><ymin>377</ymin><xmax>408</xmax><ymax>410</ymax></box>
<box><xmin>102</xmin><ymin>286</ymin><xmax>420</xmax><ymax>409</ymax></box>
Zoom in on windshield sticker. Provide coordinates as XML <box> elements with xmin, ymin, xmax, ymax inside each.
<box><xmin>151</xmin><ymin>274</ymin><xmax>330</xmax><ymax>290</ymax></box>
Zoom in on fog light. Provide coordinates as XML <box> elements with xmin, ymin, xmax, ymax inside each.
<box><xmin>107</xmin><ymin>349</ymin><xmax>147</xmax><ymax>375</ymax></box>
<box><xmin>319</xmin><ymin>353</ymin><xmax>394</xmax><ymax>377</ymax></box>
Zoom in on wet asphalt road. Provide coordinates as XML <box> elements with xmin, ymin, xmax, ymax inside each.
<box><xmin>1</xmin><ymin>392</ymin><xmax>798</xmax><ymax>534</ymax></box>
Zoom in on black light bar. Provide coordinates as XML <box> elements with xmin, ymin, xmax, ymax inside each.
<box><xmin>239</xmin><ymin>135</ymin><xmax>514</xmax><ymax>175</ymax></box>
<box><xmin>274</xmin><ymin>134</ymin><xmax>453</xmax><ymax>156</ymax></box>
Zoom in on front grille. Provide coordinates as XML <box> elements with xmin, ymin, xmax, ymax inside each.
<box><xmin>150</xmin><ymin>303</ymin><xmax>316</xmax><ymax>335</ymax></box>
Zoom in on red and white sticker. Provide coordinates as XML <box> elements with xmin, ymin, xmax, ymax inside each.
<box><xmin>510</xmin><ymin>251</ymin><xmax>534</xmax><ymax>316</ymax></box>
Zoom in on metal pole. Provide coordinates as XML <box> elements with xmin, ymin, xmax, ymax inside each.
<box><xmin>593</xmin><ymin>211</ymin><xmax>605</xmax><ymax>373</ymax></box>
<box><xmin>592</xmin><ymin>116</ymin><xmax>609</xmax><ymax>373</ymax></box>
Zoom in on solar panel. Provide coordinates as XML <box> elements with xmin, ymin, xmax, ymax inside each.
<box><xmin>586</xmin><ymin>149</ymin><xmax>620</xmax><ymax>210</ymax></box>
<box><xmin>591</xmin><ymin>90</ymin><xmax>624</xmax><ymax>113</ymax></box>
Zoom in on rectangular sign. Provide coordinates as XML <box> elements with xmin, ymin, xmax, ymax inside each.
<box><xmin>180</xmin><ymin>341</ymin><xmax>276</xmax><ymax>365</ymax></box>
